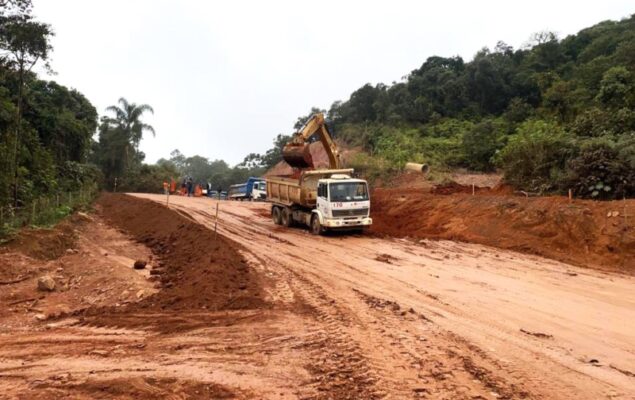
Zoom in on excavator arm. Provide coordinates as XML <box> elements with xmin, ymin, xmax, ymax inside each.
<box><xmin>282</xmin><ymin>113</ymin><xmax>341</xmax><ymax>170</ymax></box>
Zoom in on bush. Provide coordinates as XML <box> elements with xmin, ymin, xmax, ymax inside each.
<box><xmin>563</xmin><ymin>135</ymin><xmax>635</xmax><ymax>199</ymax></box>
<box><xmin>461</xmin><ymin>119</ymin><xmax>505</xmax><ymax>171</ymax></box>
<box><xmin>496</xmin><ymin>120</ymin><xmax>575</xmax><ymax>193</ymax></box>
<box><xmin>368</xmin><ymin>125</ymin><xmax>465</xmax><ymax>169</ymax></box>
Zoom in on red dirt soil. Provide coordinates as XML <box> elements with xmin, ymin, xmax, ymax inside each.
<box><xmin>264</xmin><ymin>141</ymin><xmax>360</xmax><ymax>177</ymax></box>
<box><xmin>84</xmin><ymin>194</ymin><xmax>267</xmax><ymax>332</ymax></box>
<box><xmin>0</xmin><ymin>212</ymin><xmax>157</xmax><ymax>329</ymax></box>
<box><xmin>370</xmin><ymin>188</ymin><xmax>635</xmax><ymax>274</ymax></box>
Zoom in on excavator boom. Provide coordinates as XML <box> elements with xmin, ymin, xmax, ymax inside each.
<box><xmin>282</xmin><ymin>113</ymin><xmax>341</xmax><ymax>170</ymax></box>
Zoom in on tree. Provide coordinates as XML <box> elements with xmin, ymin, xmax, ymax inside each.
<box><xmin>461</xmin><ymin>120</ymin><xmax>502</xmax><ymax>171</ymax></box>
<box><xmin>168</xmin><ymin>149</ymin><xmax>186</xmax><ymax>170</ymax></box>
<box><xmin>98</xmin><ymin>97</ymin><xmax>155</xmax><ymax>179</ymax></box>
<box><xmin>293</xmin><ymin>107</ymin><xmax>325</xmax><ymax>130</ymax></box>
<box><xmin>0</xmin><ymin>0</ymin><xmax>32</xmax><ymax>15</ymax></box>
<box><xmin>496</xmin><ymin>120</ymin><xmax>574</xmax><ymax>192</ymax></box>
<box><xmin>105</xmin><ymin>97</ymin><xmax>155</xmax><ymax>152</ymax></box>
<box><xmin>25</xmin><ymin>80</ymin><xmax>97</xmax><ymax>163</ymax></box>
<box><xmin>0</xmin><ymin>12</ymin><xmax>53</xmax><ymax>206</ymax></box>
<box><xmin>596</xmin><ymin>66</ymin><xmax>633</xmax><ymax>108</ymax></box>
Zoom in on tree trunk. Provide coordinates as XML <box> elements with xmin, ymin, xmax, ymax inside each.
<box><xmin>12</xmin><ymin>66</ymin><xmax>24</xmax><ymax>209</ymax></box>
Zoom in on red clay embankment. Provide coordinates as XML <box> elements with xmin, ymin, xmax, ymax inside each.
<box><xmin>370</xmin><ymin>188</ymin><xmax>635</xmax><ymax>274</ymax></box>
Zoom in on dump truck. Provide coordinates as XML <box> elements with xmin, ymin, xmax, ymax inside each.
<box><xmin>228</xmin><ymin>177</ymin><xmax>267</xmax><ymax>201</ymax></box>
<box><xmin>267</xmin><ymin>113</ymin><xmax>372</xmax><ymax>234</ymax></box>
<box><xmin>267</xmin><ymin>169</ymin><xmax>371</xmax><ymax>234</ymax></box>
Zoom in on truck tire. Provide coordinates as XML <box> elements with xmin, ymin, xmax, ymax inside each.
<box><xmin>310</xmin><ymin>215</ymin><xmax>324</xmax><ymax>235</ymax></box>
<box><xmin>272</xmin><ymin>207</ymin><xmax>282</xmax><ymax>225</ymax></box>
<box><xmin>281</xmin><ymin>207</ymin><xmax>292</xmax><ymax>227</ymax></box>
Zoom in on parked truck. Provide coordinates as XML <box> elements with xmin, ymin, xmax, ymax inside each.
<box><xmin>228</xmin><ymin>177</ymin><xmax>267</xmax><ymax>201</ymax></box>
<box><xmin>267</xmin><ymin>113</ymin><xmax>372</xmax><ymax>234</ymax></box>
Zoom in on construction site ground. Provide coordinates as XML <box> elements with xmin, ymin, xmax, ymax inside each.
<box><xmin>0</xmin><ymin>192</ymin><xmax>633</xmax><ymax>399</ymax></box>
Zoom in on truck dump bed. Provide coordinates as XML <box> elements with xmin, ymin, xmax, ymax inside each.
<box><xmin>266</xmin><ymin>169</ymin><xmax>354</xmax><ymax>208</ymax></box>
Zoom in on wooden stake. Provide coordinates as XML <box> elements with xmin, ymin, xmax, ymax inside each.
<box><xmin>624</xmin><ymin>194</ymin><xmax>628</xmax><ymax>227</ymax></box>
<box><xmin>166</xmin><ymin>191</ymin><xmax>170</xmax><ymax>208</ymax></box>
<box><xmin>472</xmin><ymin>183</ymin><xmax>475</xmax><ymax>196</ymax></box>
<box><xmin>214</xmin><ymin>201</ymin><xmax>219</xmax><ymax>240</ymax></box>
<box><xmin>568</xmin><ymin>189</ymin><xmax>572</xmax><ymax>202</ymax></box>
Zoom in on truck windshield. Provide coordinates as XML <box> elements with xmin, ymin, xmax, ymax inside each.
<box><xmin>329</xmin><ymin>182</ymin><xmax>368</xmax><ymax>202</ymax></box>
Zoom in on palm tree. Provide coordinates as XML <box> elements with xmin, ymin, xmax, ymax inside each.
<box><xmin>104</xmin><ymin>97</ymin><xmax>155</xmax><ymax>172</ymax></box>
<box><xmin>106</xmin><ymin>97</ymin><xmax>155</xmax><ymax>151</ymax></box>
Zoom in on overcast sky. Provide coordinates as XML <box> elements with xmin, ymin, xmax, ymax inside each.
<box><xmin>34</xmin><ymin>1</ymin><xmax>633</xmax><ymax>165</ymax></box>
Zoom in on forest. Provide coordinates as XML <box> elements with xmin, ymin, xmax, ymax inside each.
<box><xmin>0</xmin><ymin>0</ymin><xmax>99</xmax><ymax>230</ymax></box>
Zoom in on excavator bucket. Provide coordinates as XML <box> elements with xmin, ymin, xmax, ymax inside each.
<box><xmin>282</xmin><ymin>143</ymin><xmax>314</xmax><ymax>169</ymax></box>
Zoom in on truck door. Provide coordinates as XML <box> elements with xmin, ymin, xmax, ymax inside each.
<box><xmin>317</xmin><ymin>182</ymin><xmax>330</xmax><ymax>218</ymax></box>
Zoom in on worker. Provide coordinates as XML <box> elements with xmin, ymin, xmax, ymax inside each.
<box><xmin>162</xmin><ymin>181</ymin><xmax>168</xmax><ymax>194</ymax></box>
<box><xmin>186</xmin><ymin>176</ymin><xmax>193</xmax><ymax>197</ymax></box>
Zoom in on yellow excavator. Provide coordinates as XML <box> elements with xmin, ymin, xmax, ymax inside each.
<box><xmin>282</xmin><ymin>113</ymin><xmax>341</xmax><ymax>170</ymax></box>
<box><xmin>267</xmin><ymin>113</ymin><xmax>372</xmax><ymax>234</ymax></box>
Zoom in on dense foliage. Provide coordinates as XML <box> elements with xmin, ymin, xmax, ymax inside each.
<box><xmin>0</xmin><ymin>1</ymin><xmax>99</xmax><ymax>211</ymax></box>
<box><xmin>295</xmin><ymin>16</ymin><xmax>635</xmax><ymax>198</ymax></box>
<box><xmin>92</xmin><ymin>97</ymin><xmax>156</xmax><ymax>190</ymax></box>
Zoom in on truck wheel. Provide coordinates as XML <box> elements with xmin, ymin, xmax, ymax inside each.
<box><xmin>281</xmin><ymin>208</ymin><xmax>292</xmax><ymax>227</ymax></box>
<box><xmin>272</xmin><ymin>207</ymin><xmax>282</xmax><ymax>225</ymax></box>
<box><xmin>310</xmin><ymin>215</ymin><xmax>323</xmax><ymax>235</ymax></box>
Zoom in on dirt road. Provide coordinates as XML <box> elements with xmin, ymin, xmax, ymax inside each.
<box><xmin>136</xmin><ymin>194</ymin><xmax>634</xmax><ymax>399</ymax></box>
<box><xmin>1</xmin><ymin>193</ymin><xmax>633</xmax><ymax>399</ymax></box>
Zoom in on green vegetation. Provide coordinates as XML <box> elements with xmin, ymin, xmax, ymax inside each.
<box><xmin>93</xmin><ymin>97</ymin><xmax>157</xmax><ymax>191</ymax></box>
<box><xmin>0</xmin><ymin>0</ymin><xmax>100</xmax><ymax>236</ymax></box>
<box><xmin>287</xmin><ymin>16</ymin><xmax>635</xmax><ymax>198</ymax></box>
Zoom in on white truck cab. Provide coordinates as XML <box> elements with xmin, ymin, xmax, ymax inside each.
<box><xmin>314</xmin><ymin>175</ymin><xmax>372</xmax><ymax>230</ymax></box>
<box><xmin>251</xmin><ymin>180</ymin><xmax>267</xmax><ymax>201</ymax></box>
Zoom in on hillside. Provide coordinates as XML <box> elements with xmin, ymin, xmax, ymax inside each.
<box><xmin>279</xmin><ymin>15</ymin><xmax>635</xmax><ymax>199</ymax></box>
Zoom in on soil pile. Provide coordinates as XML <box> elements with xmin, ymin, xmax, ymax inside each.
<box><xmin>0</xmin><ymin>211</ymin><xmax>156</xmax><ymax>328</ymax></box>
<box><xmin>264</xmin><ymin>141</ymin><xmax>360</xmax><ymax>177</ymax></box>
<box><xmin>3</xmin><ymin>218</ymin><xmax>79</xmax><ymax>260</ymax></box>
<box><xmin>87</xmin><ymin>194</ymin><xmax>267</xmax><ymax>329</ymax></box>
<box><xmin>370</xmin><ymin>188</ymin><xmax>635</xmax><ymax>273</ymax></box>
<box><xmin>265</xmin><ymin>142</ymin><xmax>332</xmax><ymax>177</ymax></box>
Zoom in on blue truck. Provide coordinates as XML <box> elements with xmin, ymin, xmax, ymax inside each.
<box><xmin>228</xmin><ymin>177</ymin><xmax>267</xmax><ymax>201</ymax></box>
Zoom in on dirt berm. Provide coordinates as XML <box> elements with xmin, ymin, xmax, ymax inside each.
<box><xmin>370</xmin><ymin>188</ymin><xmax>635</xmax><ymax>274</ymax></box>
<box><xmin>83</xmin><ymin>193</ymin><xmax>268</xmax><ymax>332</ymax></box>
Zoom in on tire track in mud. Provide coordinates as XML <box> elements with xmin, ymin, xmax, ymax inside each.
<box><xmin>352</xmin><ymin>289</ymin><xmax>536</xmax><ymax>399</ymax></box>
<box><xmin>93</xmin><ymin>195</ymin><xmax>387</xmax><ymax>399</ymax></box>
<box><xmin>232</xmin><ymin>243</ymin><xmax>382</xmax><ymax>399</ymax></box>
<box><xmin>282</xmin><ymin>269</ymin><xmax>382</xmax><ymax>399</ymax></box>
<box><xmin>133</xmin><ymin>195</ymin><xmax>635</xmax><ymax>400</ymax></box>
<box><xmin>168</xmin><ymin>199</ymin><xmax>541</xmax><ymax>398</ymax></box>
